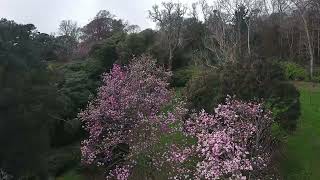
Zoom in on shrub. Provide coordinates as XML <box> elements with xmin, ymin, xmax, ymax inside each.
<box><xmin>280</xmin><ymin>61</ymin><xmax>308</xmax><ymax>81</ymax></box>
<box><xmin>186</xmin><ymin>59</ymin><xmax>285</xmax><ymax>111</ymax></box>
<box><xmin>185</xmin><ymin>69</ymin><xmax>222</xmax><ymax>111</ymax></box>
<box><xmin>313</xmin><ymin>68</ymin><xmax>320</xmax><ymax>83</ymax></box>
<box><xmin>153</xmin><ymin>98</ymin><xmax>275</xmax><ymax>179</ymax></box>
<box><xmin>171</xmin><ymin>66</ymin><xmax>201</xmax><ymax>87</ymax></box>
<box><xmin>47</xmin><ymin>145</ymin><xmax>81</xmax><ymax>177</ymax></box>
<box><xmin>50</xmin><ymin>59</ymin><xmax>105</xmax><ymax>147</ymax></box>
<box><xmin>265</xmin><ymin>82</ymin><xmax>300</xmax><ymax>131</ymax></box>
<box><xmin>185</xmin><ymin>59</ymin><xmax>300</xmax><ymax>131</ymax></box>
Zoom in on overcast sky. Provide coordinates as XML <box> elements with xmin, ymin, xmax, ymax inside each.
<box><xmin>1</xmin><ymin>0</ymin><xmax>198</xmax><ymax>34</ymax></box>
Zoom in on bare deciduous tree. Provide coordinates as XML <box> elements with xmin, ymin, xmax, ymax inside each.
<box><xmin>58</xmin><ymin>20</ymin><xmax>80</xmax><ymax>40</ymax></box>
<box><xmin>271</xmin><ymin>0</ymin><xmax>291</xmax><ymax>13</ymax></box>
<box><xmin>200</xmin><ymin>0</ymin><xmax>237</xmax><ymax>63</ymax></box>
<box><xmin>199</xmin><ymin>0</ymin><xmax>265</xmax><ymax>62</ymax></box>
<box><xmin>149</xmin><ymin>2</ymin><xmax>187</xmax><ymax>70</ymax></box>
<box><xmin>290</xmin><ymin>0</ymin><xmax>315</xmax><ymax>79</ymax></box>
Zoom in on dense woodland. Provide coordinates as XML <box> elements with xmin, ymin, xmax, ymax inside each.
<box><xmin>0</xmin><ymin>0</ymin><xmax>320</xmax><ymax>179</ymax></box>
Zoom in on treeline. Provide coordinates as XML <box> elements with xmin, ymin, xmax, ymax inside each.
<box><xmin>49</xmin><ymin>0</ymin><xmax>320</xmax><ymax>77</ymax></box>
<box><xmin>0</xmin><ymin>0</ymin><xmax>319</xmax><ymax>179</ymax></box>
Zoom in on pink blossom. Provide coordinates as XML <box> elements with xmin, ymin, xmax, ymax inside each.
<box><xmin>107</xmin><ymin>165</ymin><xmax>132</xmax><ymax>180</ymax></box>
<box><xmin>156</xmin><ymin>98</ymin><xmax>273</xmax><ymax>179</ymax></box>
<box><xmin>79</xmin><ymin>55</ymin><xmax>172</xmax><ymax>178</ymax></box>
<box><xmin>79</xmin><ymin>55</ymin><xmax>274</xmax><ymax>179</ymax></box>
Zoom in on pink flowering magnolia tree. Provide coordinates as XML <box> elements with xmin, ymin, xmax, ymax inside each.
<box><xmin>158</xmin><ymin>97</ymin><xmax>275</xmax><ymax>180</ymax></box>
<box><xmin>79</xmin><ymin>55</ymin><xmax>185</xmax><ymax>178</ymax></box>
<box><xmin>80</xmin><ymin>55</ymin><xmax>274</xmax><ymax>179</ymax></box>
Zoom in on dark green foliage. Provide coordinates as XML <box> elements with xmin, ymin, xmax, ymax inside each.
<box><xmin>34</xmin><ymin>33</ymin><xmax>59</xmax><ymax>61</ymax></box>
<box><xmin>117</xmin><ymin>30</ymin><xmax>156</xmax><ymax>64</ymax></box>
<box><xmin>93</xmin><ymin>30</ymin><xmax>156</xmax><ymax>66</ymax></box>
<box><xmin>118</xmin><ymin>33</ymin><xmax>146</xmax><ymax>61</ymax></box>
<box><xmin>312</xmin><ymin>68</ymin><xmax>320</xmax><ymax>82</ymax></box>
<box><xmin>171</xmin><ymin>48</ymin><xmax>193</xmax><ymax>70</ymax></box>
<box><xmin>47</xmin><ymin>144</ymin><xmax>81</xmax><ymax>177</ymax></box>
<box><xmin>51</xmin><ymin>32</ymin><xmax>144</xmax><ymax>147</ymax></box>
<box><xmin>266</xmin><ymin>83</ymin><xmax>300</xmax><ymax>131</ymax></box>
<box><xmin>51</xmin><ymin>58</ymin><xmax>105</xmax><ymax>147</ymax></box>
<box><xmin>139</xmin><ymin>29</ymin><xmax>157</xmax><ymax>47</ymax></box>
<box><xmin>57</xmin><ymin>59</ymin><xmax>104</xmax><ymax>118</ymax></box>
<box><xmin>280</xmin><ymin>61</ymin><xmax>308</xmax><ymax>81</ymax></box>
<box><xmin>171</xmin><ymin>66</ymin><xmax>201</xmax><ymax>87</ymax></box>
<box><xmin>91</xmin><ymin>33</ymin><xmax>125</xmax><ymax>67</ymax></box>
<box><xmin>181</xmin><ymin>18</ymin><xmax>205</xmax><ymax>50</ymax></box>
<box><xmin>0</xmin><ymin>19</ymin><xmax>62</xmax><ymax>178</ymax></box>
<box><xmin>185</xmin><ymin>69</ymin><xmax>223</xmax><ymax>112</ymax></box>
<box><xmin>186</xmin><ymin>59</ymin><xmax>300</xmax><ymax>131</ymax></box>
<box><xmin>149</xmin><ymin>42</ymin><xmax>169</xmax><ymax>67</ymax></box>
<box><xmin>218</xmin><ymin>58</ymin><xmax>286</xmax><ymax>99</ymax></box>
<box><xmin>54</xmin><ymin>33</ymin><xmax>131</xmax><ymax>125</ymax></box>
<box><xmin>170</xmin><ymin>18</ymin><xmax>205</xmax><ymax>69</ymax></box>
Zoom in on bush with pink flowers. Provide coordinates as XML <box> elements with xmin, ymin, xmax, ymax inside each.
<box><xmin>80</xmin><ymin>55</ymin><xmax>275</xmax><ymax>179</ymax></box>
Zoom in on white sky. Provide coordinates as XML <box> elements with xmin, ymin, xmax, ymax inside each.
<box><xmin>0</xmin><ymin>0</ymin><xmax>198</xmax><ymax>34</ymax></box>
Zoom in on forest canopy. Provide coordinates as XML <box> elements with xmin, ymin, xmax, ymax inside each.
<box><xmin>1</xmin><ymin>0</ymin><xmax>320</xmax><ymax>179</ymax></box>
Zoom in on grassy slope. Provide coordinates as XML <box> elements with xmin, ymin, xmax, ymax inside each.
<box><xmin>56</xmin><ymin>170</ymin><xmax>84</xmax><ymax>180</ymax></box>
<box><xmin>281</xmin><ymin>82</ymin><xmax>320</xmax><ymax>179</ymax></box>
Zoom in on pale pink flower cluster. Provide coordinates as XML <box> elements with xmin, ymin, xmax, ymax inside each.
<box><xmin>155</xmin><ymin>98</ymin><xmax>273</xmax><ymax>180</ymax></box>
<box><xmin>184</xmin><ymin>97</ymin><xmax>273</xmax><ymax>179</ymax></box>
<box><xmin>107</xmin><ymin>165</ymin><xmax>132</xmax><ymax>180</ymax></box>
<box><xmin>168</xmin><ymin>144</ymin><xmax>193</xmax><ymax>164</ymax></box>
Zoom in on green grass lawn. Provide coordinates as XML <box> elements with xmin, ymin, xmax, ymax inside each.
<box><xmin>56</xmin><ymin>170</ymin><xmax>85</xmax><ymax>180</ymax></box>
<box><xmin>281</xmin><ymin>82</ymin><xmax>320</xmax><ymax>179</ymax></box>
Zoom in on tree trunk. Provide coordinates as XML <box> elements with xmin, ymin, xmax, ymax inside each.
<box><xmin>246</xmin><ymin>20</ymin><xmax>251</xmax><ymax>56</ymax></box>
<box><xmin>302</xmin><ymin>15</ymin><xmax>314</xmax><ymax>79</ymax></box>
<box><xmin>290</xmin><ymin>31</ymin><xmax>294</xmax><ymax>57</ymax></box>
<box><xmin>280</xmin><ymin>34</ymin><xmax>283</xmax><ymax>58</ymax></box>
<box><xmin>293</xmin><ymin>0</ymin><xmax>315</xmax><ymax>79</ymax></box>
<box><xmin>238</xmin><ymin>21</ymin><xmax>241</xmax><ymax>57</ymax></box>
<box><xmin>299</xmin><ymin>31</ymin><xmax>302</xmax><ymax>56</ymax></box>
<box><xmin>318</xmin><ymin>30</ymin><xmax>320</xmax><ymax>61</ymax></box>
<box><xmin>168</xmin><ymin>48</ymin><xmax>173</xmax><ymax>70</ymax></box>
